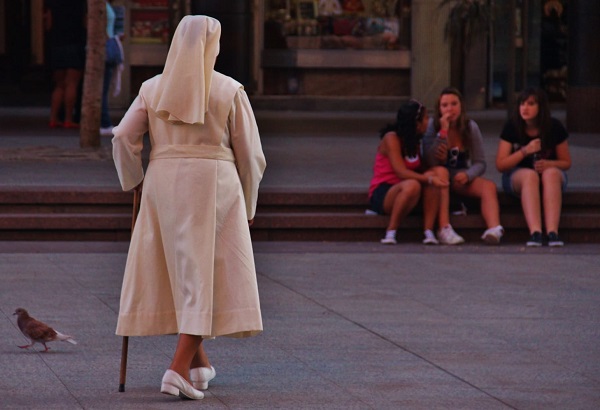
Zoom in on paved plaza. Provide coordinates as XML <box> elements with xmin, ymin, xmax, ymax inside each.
<box><xmin>1</xmin><ymin>241</ymin><xmax>599</xmax><ymax>409</ymax></box>
<box><xmin>0</xmin><ymin>107</ymin><xmax>599</xmax><ymax>408</ymax></box>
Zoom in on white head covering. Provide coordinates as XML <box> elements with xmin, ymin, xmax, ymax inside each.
<box><xmin>150</xmin><ymin>15</ymin><xmax>221</xmax><ymax>125</ymax></box>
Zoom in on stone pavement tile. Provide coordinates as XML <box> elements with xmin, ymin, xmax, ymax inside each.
<box><xmin>253</xmin><ymin>247</ymin><xmax>600</xmax><ymax>409</ymax></box>
<box><xmin>1</xmin><ymin>243</ymin><xmax>600</xmax><ymax>409</ymax></box>
<box><xmin>1</xmin><ymin>320</ymin><xmax>77</xmax><ymax>409</ymax></box>
<box><xmin>486</xmin><ymin>386</ymin><xmax>600</xmax><ymax>410</ymax></box>
<box><xmin>482</xmin><ymin>318</ymin><xmax>600</xmax><ymax>380</ymax></box>
<box><xmin>214</xmin><ymin>299</ymin><xmax>506</xmax><ymax>409</ymax></box>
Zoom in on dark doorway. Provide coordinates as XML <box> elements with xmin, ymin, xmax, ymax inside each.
<box><xmin>190</xmin><ymin>0</ymin><xmax>252</xmax><ymax>89</ymax></box>
<box><xmin>0</xmin><ymin>0</ymin><xmax>51</xmax><ymax>106</ymax></box>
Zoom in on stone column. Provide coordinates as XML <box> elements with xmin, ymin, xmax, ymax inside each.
<box><xmin>567</xmin><ymin>0</ymin><xmax>600</xmax><ymax>132</ymax></box>
<box><xmin>410</xmin><ymin>0</ymin><xmax>451</xmax><ymax>110</ymax></box>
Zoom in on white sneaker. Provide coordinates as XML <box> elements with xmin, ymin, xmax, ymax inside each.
<box><xmin>380</xmin><ymin>237</ymin><xmax>397</xmax><ymax>245</ymax></box>
<box><xmin>481</xmin><ymin>225</ymin><xmax>504</xmax><ymax>245</ymax></box>
<box><xmin>438</xmin><ymin>225</ymin><xmax>465</xmax><ymax>245</ymax></box>
<box><xmin>422</xmin><ymin>229</ymin><xmax>439</xmax><ymax>245</ymax></box>
<box><xmin>100</xmin><ymin>126</ymin><xmax>114</xmax><ymax>136</ymax></box>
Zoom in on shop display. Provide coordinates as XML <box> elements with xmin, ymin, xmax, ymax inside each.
<box><xmin>130</xmin><ymin>0</ymin><xmax>170</xmax><ymax>44</ymax></box>
<box><xmin>265</xmin><ymin>0</ymin><xmax>409</xmax><ymax>50</ymax></box>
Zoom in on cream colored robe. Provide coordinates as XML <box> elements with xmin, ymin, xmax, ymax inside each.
<box><xmin>113</xmin><ymin>71</ymin><xmax>266</xmax><ymax>338</ymax></box>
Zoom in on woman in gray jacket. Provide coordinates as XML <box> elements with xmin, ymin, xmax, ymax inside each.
<box><xmin>422</xmin><ymin>87</ymin><xmax>503</xmax><ymax>244</ymax></box>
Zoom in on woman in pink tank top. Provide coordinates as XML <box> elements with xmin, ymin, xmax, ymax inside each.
<box><xmin>368</xmin><ymin>100</ymin><xmax>454</xmax><ymax>245</ymax></box>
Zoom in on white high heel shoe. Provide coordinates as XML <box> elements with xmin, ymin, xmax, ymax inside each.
<box><xmin>160</xmin><ymin>369</ymin><xmax>204</xmax><ymax>400</ymax></box>
<box><xmin>190</xmin><ymin>366</ymin><xmax>216</xmax><ymax>390</ymax></box>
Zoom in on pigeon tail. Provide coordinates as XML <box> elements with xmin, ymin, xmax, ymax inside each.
<box><xmin>55</xmin><ymin>331</ymin><xmax>77</xmax><ymax>345</ymax></box>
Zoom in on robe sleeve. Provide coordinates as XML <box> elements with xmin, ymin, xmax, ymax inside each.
<box><xmin>111</xmin><ymin>95</ymin><xmax>148</xmax><ymax>191</ymax></box>
<box><xmin>228</xmin><ymin>88</ymin><xmax>266</xmax><ymax>220</ymax></box>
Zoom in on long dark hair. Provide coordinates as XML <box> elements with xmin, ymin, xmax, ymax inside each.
<box><xmin>433</xmin><ymin>87</ymin><xmax>472</xmax><ymax>145</ymax></box>
<box><xmin>513</xmin><ymin>87</ymin><xmax>552</xmax><ymax>149</ymax></box>
<box><xmin>379</xmin><ymin>99</ymin><xmax>425</xmax><ymax>158</ymax></box>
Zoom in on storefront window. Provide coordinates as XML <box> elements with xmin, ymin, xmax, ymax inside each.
<box><xmin>264</xmin><ymin>0</ymin><xmax>411</xmax><ymax>51</ymax></box>
<box><xmin>130</xmin><ymin>0</ymin><xmax>170</xmax><ymax>44</ymax></box>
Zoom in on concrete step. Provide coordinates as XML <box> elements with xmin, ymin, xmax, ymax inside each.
<box><xmin>250</xmin><ymin>211</ymin><xmax>600</xmax><ymax>243</ymax></box>
<box><xmin>0</xmin><ymin>187</ymin><xmax>598</xmax><ymax>243</ymax></box>
<box><xmin>1</xmin><ymin>210</ymin><xmax>597</xmax><ymax>243</ymax></box>
<box><xmin>0</xmin><ymin>213</ymin><xmax>131</xmax><ymax>241</ymax></box>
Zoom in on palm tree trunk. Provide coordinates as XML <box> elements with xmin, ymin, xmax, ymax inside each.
<box><xmin>80</xmin><ymin>0</ymin><xmax>106</xmax><ymax>148</ymax></box>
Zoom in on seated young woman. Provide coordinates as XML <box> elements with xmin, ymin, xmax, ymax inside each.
<box><xmin>495</xmin><ymin>87</ymin><xmax>571</xmax><ymax>247</ymax></box>
<box><xmin>423</xmin><ymin>87</ymin><xmax>504</xmax><ymax>244</ymax></box>
<box><xmin>368</xmin><ymin>99</ymin><xmax>462</xmax><ymax>245</ymax></box>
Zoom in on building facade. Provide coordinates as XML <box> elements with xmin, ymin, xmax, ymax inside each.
<box><xmin>0</xmin><ymin>1</ymin><xmax>597</xmax><ymax>130</ymax></box>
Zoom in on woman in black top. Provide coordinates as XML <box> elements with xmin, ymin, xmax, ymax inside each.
<box><xmin>496</xmin><ymin>88</ymin><xmax>571</xmax><ymax>247</ymax></box>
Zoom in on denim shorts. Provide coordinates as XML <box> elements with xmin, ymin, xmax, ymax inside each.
<box><xmin>502</xmin><ymin>168</ymin><xmax>568</xmax><ymax>197</ymax></box>
<box><xmin>369</xmin><ymin>183</ymin><xmax>393</xmax><ymax>215</ymax></box>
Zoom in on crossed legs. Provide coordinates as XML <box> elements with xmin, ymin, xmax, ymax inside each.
<box><xmin>169</xmin><ymin>334</ymin><xmax>211</xmax><ymax>383</ymax></box>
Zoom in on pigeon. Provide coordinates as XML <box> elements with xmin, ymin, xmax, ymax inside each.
<box><xmin>13</xmin><ymin>308</ymin><xmax>77</xmax><ymax>352</ymax></box>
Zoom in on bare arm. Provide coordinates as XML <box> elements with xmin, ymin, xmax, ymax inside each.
<box><xmin>534</xmin><ymin>140</ymin><xmax>571</xmax><ymax>173</ymax></box>
<box><xmin>496</xmin><ymin>138</ymin><xmax>541</xmax><ymax>172</ymax></box>
<box><xmin>382</xmin><ymin>133</ymin><xmax>448</xmax><ymax>187</ymax></box>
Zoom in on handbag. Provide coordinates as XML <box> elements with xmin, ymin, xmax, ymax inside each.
<box><xmin>105</xmin><ymin>37</ymin><xmax>123</xmax><ymax>65</ymax></box>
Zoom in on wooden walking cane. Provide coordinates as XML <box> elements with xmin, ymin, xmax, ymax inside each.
<box><xmin>119</xmin><ymin>186</ymin><xmax>142</xmax><ymax>392</ymax></box>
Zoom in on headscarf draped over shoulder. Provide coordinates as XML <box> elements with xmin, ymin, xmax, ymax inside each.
<box><xmin>149</xmin><ymin>15</ymin><xmax>220</xmax><ymax>125</ymax></box>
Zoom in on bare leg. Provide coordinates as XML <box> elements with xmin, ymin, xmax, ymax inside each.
<box><xmin>383</xmin><ymin>180</ymin><xmax>421</xmax><ymax>231</ymax></box>
<box><xmin>422</xmin><ymin>184</ymin><xmax>440</xmax><ymax>231</ymax></box>
<box><xmin>434</xmin><ymin>166</ymin><xmax>451</xmax><ymax>228</ymax></box>
<box><xmin>169</xmin><ymin>334</ymin><xmax>203</xmax><ymax>382</ymax></box>
<box><xmin>541</xmin><ymin>167</ymin><xmax>564</xmax><ymax>234</ymax></box>
<box><xmin>50</xmin><ymin>69</ymin><xmax>66</xmax><ymax>123</ymax></box>
<box><xmin>63</xmin><ymin>68</ymin><xmax>83</xmax><ymax>124</ymax></box>
<box><xmin>453</xmin><ymin>177</ymin><xmax>501</xmax><ymax>228</ymax></box>
<box><xmin>512</xmin><ymin>168</ymin><xmax>542</xmax><ymax>234</ymax></box>
<box><xmin>190</xmin><ymin>340</ymin><xmax>211</xmax><ymax>369</ymax></box>
<box><xmin>422</xmin><ymin>166</ymin><xmax>450</xmax><ymax>230</ymax></box>
<box><xmin>438</xmin><ymin>184</ymin><xmax>451</xmax><ymax>228</ymax></box>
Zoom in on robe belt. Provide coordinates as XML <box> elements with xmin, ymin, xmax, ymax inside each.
<box><xmin>150</xmin><ymin>145</ymin><xmax>235</xmax><ymax>162</ymax></box>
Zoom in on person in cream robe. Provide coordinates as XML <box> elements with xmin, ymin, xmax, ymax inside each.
<box><xmin>112</xmin><ymin>15</ymin><xmax>266</xmax><ymax>399</ymax></box>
